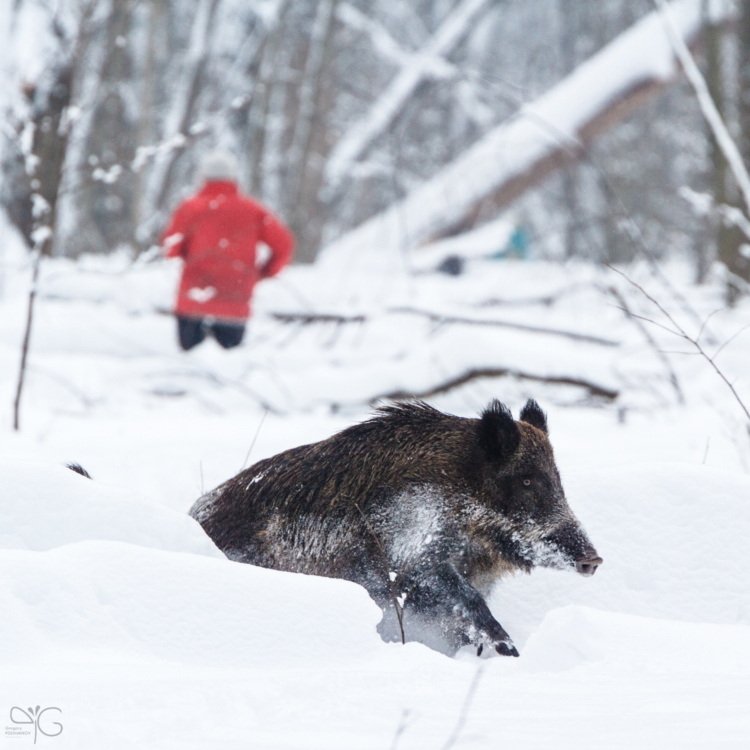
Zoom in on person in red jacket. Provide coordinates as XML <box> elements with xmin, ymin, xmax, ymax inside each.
<box><xmin>161</xmin><ymin>151</ymin><xmax>294</xmax><ymax>350</ymax></box>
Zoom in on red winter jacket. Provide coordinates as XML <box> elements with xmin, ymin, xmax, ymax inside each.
<box><xmin>161</xmin><ymin>181</ymin><xmax>294</xmax><ymax>322</ymax></box>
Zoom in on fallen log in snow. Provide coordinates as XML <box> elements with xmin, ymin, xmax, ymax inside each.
<box><xmin>267</xmin><ymin>308</ymin><xmax>619</xmax><ymax>347</ymax></box>
<box><xmin>365</xmin><ymin>367</ymin><xmax>620</xmax><ymax>404</ymax></box>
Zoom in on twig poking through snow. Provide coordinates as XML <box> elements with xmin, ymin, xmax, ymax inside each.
<box><xmin>13</xmin><ymin>237</ymin><xmax>48</xmax><ymax>431</ymax></box>
<box><xmin>240</xmin><ymin>410</ymin><xmax>268</xmax><ymax>471</ymax></box>
<box><xmin>441</xmin><ymin>664</ymin><xmax>485</xmax><ymax>750</ymax></box>
<box><xmin>388</xmin><ymin>708</ymin><xmax>412</xmax><ymax>750</ymax></box>
<box><xmin>354</xmin><ymin>503</ymin><xmax>406</xmax><ymax>644</ymax></box>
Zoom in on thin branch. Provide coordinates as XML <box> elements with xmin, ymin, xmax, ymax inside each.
<box><xmin>269</xmin><ymin>308</ymin><xmax>618</xmax><ymax>347</ymax></box>
<box><xmin>609</xmin><ymin>265</ymin><xmax>750</xmax><ymax>423</ymax></box>
<box><xmin>712</xmin><ymin>322</ymin><xmax>750</xmax><ymax>361</ymax></box>
<box><xmin>270</xmin><ymin>312</ymin><xmax>367</xmax><ymax>325</ymax></box>
<box><xmin>13</xmin><ymin>238</ymin><xmax>47</xmax><ymax>430</ymax></box>
<box><xmin>240</xmin><ymin>409</ymin><xmax>268</xmax><ymax>471</ymax></box>
<box><xmin>697</xmin><ymin>307</ymin><xmax>724</xmax><ymax>344</ymax></box>
<box><xmin>608</xmin><ymin>286</ymin><xmax>684</xmax><ymax>404</ymax></box>
<box><xmin>475</xmin><ymin>284</ymin><xmax>586</xmax><ymax>308</ymax></box>
<box><xmin>608</xmin><ymin>305</ymin><xmax>683</xmax><ymax>337</ymax></box>
<box><xmin>354</xmin><ymin>503</ymin><xmax>405</xmax><ymax>644</ymax></box>
<box><xmin>324</xmin><ymin>0</ymin><xmax>491</xmax><ymax>189</ymax></box>
<box><xmin>390</xmin><ymin>307</ymin><xmax>620</xmax><ymax>346</ymax></box>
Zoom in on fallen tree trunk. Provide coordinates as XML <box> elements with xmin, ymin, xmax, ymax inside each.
<box><xmin>365</xmin><ymin>367</ymin><xmax>620</xmax><ymax>404</ymax></box>
<box><xmin>319</xmin><ymin>0</ymin><xmax>731</xmax><ymax>267</ymax></box>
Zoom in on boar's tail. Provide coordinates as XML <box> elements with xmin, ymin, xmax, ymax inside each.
<box><xmin>66</xmin><ymin>462</ymin><xmax>92</xmax><ymax>479</ymax></box>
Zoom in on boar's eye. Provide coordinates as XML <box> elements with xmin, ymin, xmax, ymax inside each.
<box><xmin>522</xmin><ymin>478</ymin><xmax>532</xmax><ymax>487</ymax></box>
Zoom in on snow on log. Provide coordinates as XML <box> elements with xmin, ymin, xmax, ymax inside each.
<box><xmin>319</xmin><ymin>0</ymin><xmax>731</xmax><ymax>270</ymax></box>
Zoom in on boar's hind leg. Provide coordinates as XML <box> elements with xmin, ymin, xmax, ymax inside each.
<box><xmin>398</xmin><ymin>563</ymin><xmax>519</xmax><ymax>657</ymax></box>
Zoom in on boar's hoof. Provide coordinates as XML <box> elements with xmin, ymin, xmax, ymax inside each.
<box><xmin>495</xmin><ymin>641</ymin><xmax>520</xmax><ymax>657</ymax></box>
<box><xmin>576</xmin><ymin>556</ymin><xmax>603</xmax><ymax>577</ymax></box>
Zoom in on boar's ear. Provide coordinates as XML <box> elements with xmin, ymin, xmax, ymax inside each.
<box><xmin>477</xmin><ymin>400</ymin><xmax>520</xmax><ymax>464</ymax></box>
<box><xmin>519</xmin><ymin>399</ymin><xmax>548</xmax><ymax>434</ymax></box>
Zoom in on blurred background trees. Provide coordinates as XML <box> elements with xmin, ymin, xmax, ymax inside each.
<box><xmin>1</xmin><ymin>0</ymin><xmax>749</xmax><ymax>296</ymax></box>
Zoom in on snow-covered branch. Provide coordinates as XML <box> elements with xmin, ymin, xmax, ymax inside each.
<box><xmin>324</xmin><ymin>0</ymin><xmax>491</xmax><ymax>189</ymax></box>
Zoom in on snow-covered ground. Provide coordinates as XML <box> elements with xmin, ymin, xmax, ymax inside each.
<box><xmin>0</xmin><ymin>218</ymin><xmax>749</xmax><ymax>747</ymax></box>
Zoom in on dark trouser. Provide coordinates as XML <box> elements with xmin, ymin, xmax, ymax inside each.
<box><xmin>177</xmin><ymin>316</ymin><xmax>246</xmax><ymax>351</ymax></box>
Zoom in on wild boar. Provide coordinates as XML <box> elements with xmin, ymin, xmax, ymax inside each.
<box><xmin>190</xmin><ymin>399</ymin><xmax>602</xmax><ymax>656</ymax></box>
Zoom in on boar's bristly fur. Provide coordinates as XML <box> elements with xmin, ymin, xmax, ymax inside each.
<box><xmin>190</xmin><ymin>399</ymin><xmax>602</xmax><ymax>657</ymax></box>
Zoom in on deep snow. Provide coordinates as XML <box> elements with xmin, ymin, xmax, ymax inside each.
<box><xmin>0</xmin><ymin>216</ymin><xmax>749</xmax><ymax>747</ymax></box>
<box><xmin>1</xmin><ymin>459</ymin><xmax>749</xmax><ymax>749</ymax></box>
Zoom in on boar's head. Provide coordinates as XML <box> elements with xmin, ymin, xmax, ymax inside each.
<box><xmin>475</xmin><ymin>399</ymin><xmax>602</xmax><ymax>577</ymax></box>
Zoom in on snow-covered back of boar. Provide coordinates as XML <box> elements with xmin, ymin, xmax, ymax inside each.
<box><xmin>190</xmin><ymin>400</ymin><xmax>602</xmax><ymax>656</ymax></box>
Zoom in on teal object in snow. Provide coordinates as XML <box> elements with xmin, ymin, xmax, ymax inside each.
<box><xmin>493</xmin><ymin>226</ymin><xmax>530</xmax><ymax>260</ymax></box>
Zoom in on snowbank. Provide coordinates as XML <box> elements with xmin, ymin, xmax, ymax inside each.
<box><xmin>0</xmin><ymin>448</ymin><xmax>749</xmax><ymax>747</ymax></box>
<box><xmin>0</xmin><ymin>542</ymin><xmax>382</xmax><ymax>667</ymax></box>
<box><xmin>490</xmin><ymin>462</ymin><xmax>750</xmax><ymax>645</ymax></box>
<box><xmin>1</xmin><ymin>243</ymin><xmax>749</xmax><ymax>746</ymax></box>
<box><xmin>0</xmin><ymin>459</ymin><xmax>221</xmax><ymax>556</ymax></box>
<box><xmin>1</xmin><ymin>459</ymin><xmax>748</xmax><ymax>668</ymax></box>
<box><xmin>521</xmin><ymin>605</ymin><xmax>750</xmax><ymax>675</ymax></box>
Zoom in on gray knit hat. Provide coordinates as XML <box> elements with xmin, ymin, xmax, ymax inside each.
<box><xmin>199</xmin><ymin>150</ymin><xmax>238</xmax><ymax>182</ymax></box>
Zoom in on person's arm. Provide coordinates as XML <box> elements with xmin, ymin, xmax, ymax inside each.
<box><xmin>258</xmin><ymin>211</ymin><xmax>294</xmax><ymax>278</ymax></box>
<box><xmin>160</xmin><ymin>203</ymin><xmax>191</xmax><ymax>258</ymax></box>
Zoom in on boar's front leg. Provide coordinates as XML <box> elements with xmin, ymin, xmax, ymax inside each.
<box><xmin>394</xmin><ymin>562</ymin><xmax>519</xmax><ymax>657</ymax></box>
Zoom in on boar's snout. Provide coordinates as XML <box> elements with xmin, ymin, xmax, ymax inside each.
<box><xmin>575</xmin><ymin>555</ymin><xmax>603</xmax><ymax>577</ymax></box>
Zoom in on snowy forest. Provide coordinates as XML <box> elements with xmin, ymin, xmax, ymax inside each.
<box><xmin>0</xmin><ymin>0</ymin><xmax>749</xmax><ymax>748</ymax></box>
<box><xmin>2</xmin><ymin>0</ymin><xmax>750</xmax><ymax>280</ymax></box>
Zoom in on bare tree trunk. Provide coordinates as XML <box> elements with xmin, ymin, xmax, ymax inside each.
<box><xmin>559</xmin><ymin>0</ymin><xmax>581</xmax><ymax>260</ymax></box>
<box><xmin>287</xmin><ymin>0</ymin><xmax>339</xmax><ymax>263</ymax></box>
<box><xmin>140</xmin><ymin>0</ymin><xmax>221</xmax><ymax>238</ymax></box>
<box><xmin>248</xmin><ymin>0</ymin><xmax>292</xmax><ymax>198</ymax></box>
<box><xmin>74</xmin><ymin>0</ymin><xmax>136</xmax><ymax>256</ymax></box>
<box><xmin>740</xmin><ymin>0</ymin><xmax>750</xmax><ymax>167</ymax></box>
<box><xmin>734</xmin><ymin>0</ymin><xmax>750</xmax><ymax>289</ymax></box>
<box><xmin>705</xmin><ymin>13</ymin><xmax>745</xmax><ymax>304</ymax></box>
<box><xmin>11</xmin><ymin>0</ymin><xmax>97</xmax><ymax>428</ymax></box>
<box><xmin>134</xmin><ymin>0</ymin><xmax>169</xmax><ymax>236</ymax></box>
